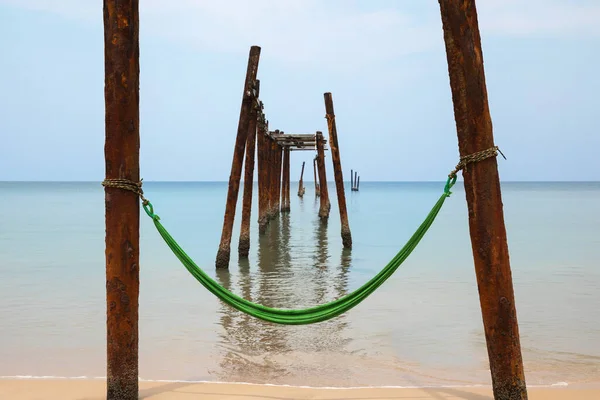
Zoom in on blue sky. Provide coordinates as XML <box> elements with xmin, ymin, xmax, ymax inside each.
<box><xmin>0</xmin><ymin>0</ymin><xmax>598</xmax><ymax>181</ymax></box>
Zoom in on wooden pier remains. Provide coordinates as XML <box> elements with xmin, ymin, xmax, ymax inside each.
<box><xmin>211</xmin><ymin>50</ymin><xmax>355</xmax><ymax>266</ymax></box>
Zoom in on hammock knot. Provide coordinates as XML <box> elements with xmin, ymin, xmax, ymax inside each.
<box><xmin>448</xmin><ymin>145</ymin><xmax>506</xmax><ymax>179</ymax></box>
<box><xmin>102</xmin><ymin>178</ymin><xmax>149</xmax><ymax>206</ymax></box>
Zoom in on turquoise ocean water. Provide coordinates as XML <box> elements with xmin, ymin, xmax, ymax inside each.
<box><xmin>0</xmin><ymin>181</ymin><xmax>599</xmax><ymax>388</ymax></box>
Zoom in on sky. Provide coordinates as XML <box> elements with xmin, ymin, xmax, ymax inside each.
<box><xmin>0</xmin><ymin>0</ymin><xmax>598</xmax><ymax>182</ymax></box>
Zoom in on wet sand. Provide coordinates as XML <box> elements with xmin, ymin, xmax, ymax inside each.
<box><xmin>0</xmin><ymin>379</ymin><xmax>598</xmax><ymax>400</ymax></box>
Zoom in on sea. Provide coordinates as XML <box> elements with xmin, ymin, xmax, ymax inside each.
<box><xmin>0</xmin><ymin>181</ymin><xmax>599</xmax><ymax>388</ymax></box>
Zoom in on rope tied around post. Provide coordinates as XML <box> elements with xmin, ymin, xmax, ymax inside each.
<box><xmin>101</xmin><ymin>178</ymin><xmax>159</xmax><ymax>221</ymax></box>
<box><xmin>448</xmin><ymin>145</ymin><xmax>506</xmax><ymax>179</ymax></box>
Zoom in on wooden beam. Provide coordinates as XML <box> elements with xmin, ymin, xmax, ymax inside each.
<box><xmin>438</xmin><ymin>1</ymin><xmax>527</xmax><ymax>399</ymax></box>
<box><xmin>316</xmin><ymin>131</ymin><xmax>330</xmax><ymax>219</ymax></box>
<box><xmin>238</xmin><ymin>81</ymin><xmax>259</xmax><ymax>257</ymax></box>
<box><xmin>103</xmin><ymin>1</ymin><xmax>140</xmax><ymax>398</ymax></box>
<box><xmin>324</xmin><ymin>92</ymin><xmax>352</xmax><ymax>248</ymax></box>
<box><xmin>216</xmin><ymin>46</ymin><xmax>261</xmax><ymax>269</ymax></box>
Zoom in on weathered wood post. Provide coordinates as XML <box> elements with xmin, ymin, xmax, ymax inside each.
<box><xmin>281</xmin><ymin>147</ymin><xmax>291</xmax><ymax>212</ymax></box>
<box><xmin>313</xmin><ymin>156</ymin><xmax>320</xmax><ymax>197</ymax></box>
<box><xmin>351</xmin><ymin>169</ymin><xmax>354</xmax><ymax>190</ymax></box>
<box><xmin>257</xmin><ymin>109</ymin><xmax>269</xmax><ymax>234</ymax></box>
<box><xmin>438</xmin><ymin>1</ymin><xmax>528</xmax><ymax>399</ymax></box>
<box><xmin>356</xmin><ymin>175</ymin><xmax>360</xmax><ymax>191</ymax></box>
<box><xmin>354</xmin><ymin>171</ymin><xmax>358</xmax><ymax>191</ymax></box>
<box><xmin>324</xmin><ymin>92</ymin><xmax>352</xmax><ymax>248</ymax></box>
<box><xmin>216</xmin><ymin>46</ymin><xmax>261</xmax><ymax>269</ymax></box>
<box><xmin>268</xmin><ymin>137</ymin><xmax>278</xmax><ymax>219</ymax></box>
<box><xmin>315</xmin><ymin>131</ymin><xmax>330</xmax><ymax>220</ymax></box>
<box><xmin>103</xmin><ymin>1</ymin><xmax>140</xmax><ymax>398</ymax></box>
<box><xmin>238</xmin><ymin>81</ymin><xmax>259</xmax><ymax>257</ymax></box>
<box><xmin>273</xmin><ymin>144</ymin><xmax>283</xmax><ymax>215</ymax></box>
<box><xmin>270</xmin><ymin>140</ymin><xmax>283</xmax><ymax>219</ymax></box>
<box><xmin>298</xmin><ymin>161</ymin><xmax>306</xmax><ymax>197</ymax></box>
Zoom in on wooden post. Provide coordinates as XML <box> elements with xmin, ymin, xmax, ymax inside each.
<box><xmin>284</xmin><ymin>150</ymin><xmax>289</xmax><ymax>210</ymax></box>
<box><xmin>298</xmin><ymin>161</ymin><xmax>306</xmax><ymax>197</ymax></box>
<box><xmin>438</xmin><ymin>1</ymin><xmax>527</xmax><ymax>399</ymax></box>
<box><xmin>356</xmin><ymin>175</ymin><xmax>360</xmax><ymax>191</ymax></box>
<box><xmin>315</xmin><ymin>131</ymin><xmax>330</xmax><ymax>220</ymax></box>
<box><xmin>273</xmin><ymin>145</ymin><xmax>283</xmax><ymax>215</ymax></box>
<box><xmin>268</xmin><ymin>138</ymin><xmax>278</xmax><ymax>219</ymax></box>
<box><xmin>351</xmin><ymin>169</ymin><xmax>354</xmax><ymax>190</ymax></box>
<box><xmin>271</xmin><ymin>144</ymin><xmax>283</xmax><ymax>218</ymax></box>
<box><xmin>313</xmin><ymin>156</ymin><xmax>320</xmax><ymax>197</ymax></box>
<box><xmin>238</xmin><ymin>81</ymin><xmax>259</xmax><ymax>257</ymax></box>
<box><xmin>257</xmin><ymin>111</ymin><xmax>269</xmax><ymax>234</ymax></box>
<box><xmin>324</xmin><ymin>92</ymin><xmax>352</xmax><ymax>248</ymax></box>
<box><xmin>103</xmin><ymin>1</ymin><xmax>139</xmax><ymax>398</ymax></box>
<box><xmin>281</xmin><ymin>147</ymin><xmax>290</xmax><ymax>212</ymax></box>
<box><xmin>354</xmin><ymin>171</ymin><xmax>358</xmax><ymax>191</ymax></box>
<box><xmin>216</xmin><ymin>46</ymin><xmax>261</xmax><ymax>269</ymax></box>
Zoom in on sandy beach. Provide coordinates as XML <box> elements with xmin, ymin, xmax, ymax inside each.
<box><xmin>0</xmin><ymin>379</ymin><xmax>598</xmax><ymax>400</ymax></box>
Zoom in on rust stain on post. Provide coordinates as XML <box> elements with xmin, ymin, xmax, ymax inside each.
<box><xmin>316</xmin><ymin>131</ymin><xmax>330</xmax><ymax>220</ymax></box>
<box><xmin>216</xmin><ymin>46</ymin><xmax>261</xmax><ymax>269</ymax></box>
<box><xmin>257</xmin><ymin>113</ymin><xmax>269</xmax><ymax>234</ymax></box>
<box><xmin>438</xmin><ymin>1</ymin><xmax>528</xmax><ymax>399</ymax></box>
<box><xmin>281</xmin><ymin>147</ymin><xmax>291</xmax><ymax>212</ymax></box>
<box><xmin>238</xmin><ymin>81</ymin><xmax>259</xmax><ymax>257</ymax></box>
<box><xmin>324</xmin><ymin>92</ymin><xmax>352</xmax><ymax>248</ymax></box>
<box><xmin>313</xmin><ymin>156</ymin><xmax>320</xmax><ymax>197</ymax></box>
<box><xmin>103</xmin><ymin>1</ymin><xmax>140</xmax><ymax>399</ymax></box>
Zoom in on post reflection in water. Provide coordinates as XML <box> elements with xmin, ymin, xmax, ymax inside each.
<box><xmin>213</xmin><ymin>212</ymin><xmax>353</xmax><ymax>385</ymax></box>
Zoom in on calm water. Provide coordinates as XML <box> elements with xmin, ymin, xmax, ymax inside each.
<box><xmin>0</xmin><ymin>181</ymin><xmax>599</xmax><ymax>388</ymax></box>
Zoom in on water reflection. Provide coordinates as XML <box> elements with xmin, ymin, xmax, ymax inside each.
<box><xmin>214</xmin><ymin>214</ymin><xmax>353</xmax><ymax>384</ymax></box>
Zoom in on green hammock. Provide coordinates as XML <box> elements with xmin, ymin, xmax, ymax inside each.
<box><xmin>142</xmin><ymin>176</ymin><xmax>457</xmax><ymax>325</ymax></box>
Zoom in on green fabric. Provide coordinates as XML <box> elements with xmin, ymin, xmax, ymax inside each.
<box><xmin>142</xmin><ymin>177</ymin><xmax>457</xmax><ymax>325</ymax></box>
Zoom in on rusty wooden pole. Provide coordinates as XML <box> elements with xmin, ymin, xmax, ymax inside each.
<box><xmin>103</xmin><ymin>1</ymin><xmax>139</xmax><ymax>398</ymax></box>
<box><xmin>257</xmin><ymin>112</ymin><xmax>269</xmax><ymax>234</ymax></box>
<box><xmin>215</xmin><ymin>46</ymin><xmax>261</xmax><ymax>269</ymax></box>
<box><xmin>313</xmin><ymin>156</ymin><xmax>320</xmax><ymax>196</ymax></box>
<box><xmin>268</xmin><ymin>138</ymin><xmax>278</xmax><ymax>219</ymax></box>
<box><xmin>298</xmin><ymin>161</ymin><xmax>306</xmax><ymax>197</ymax></box>
<box><xmin>315</xmin><ymin>131</ymin><xmax>330</xmax><ymax>220</ymax></box>
<box><xmin>273</xmin><ymin>145</ymin><xmax>283</xmax><ymax>215</ymax></box>
<box><xmin>238</xmin><ymin>81</ymin><xmax>259</xmax><ymax>257</ymax></box>
<box><xmin>324</xmin><ymin>92</ymin><xmax>352</xmax><ymax>248</ymax></box>
<box><xmin>281</xmin><ymin>147</ymin><xmax>291</xmax><ymax>212</ymax></box>
<box><xmin>438</xmin><ymin>1</ymin><xmax>527</xmax><ymax>399</ymax></box>
<box><xmin>280</xmin><ymin>146</ymin><xmax>287</xmax><ymax>212</ymax></box>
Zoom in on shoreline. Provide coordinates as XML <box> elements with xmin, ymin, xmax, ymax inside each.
<box><xmin>1</xmin><ymin>378</ymin><xmax>599</xmax><ymax>400</ymax></box>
